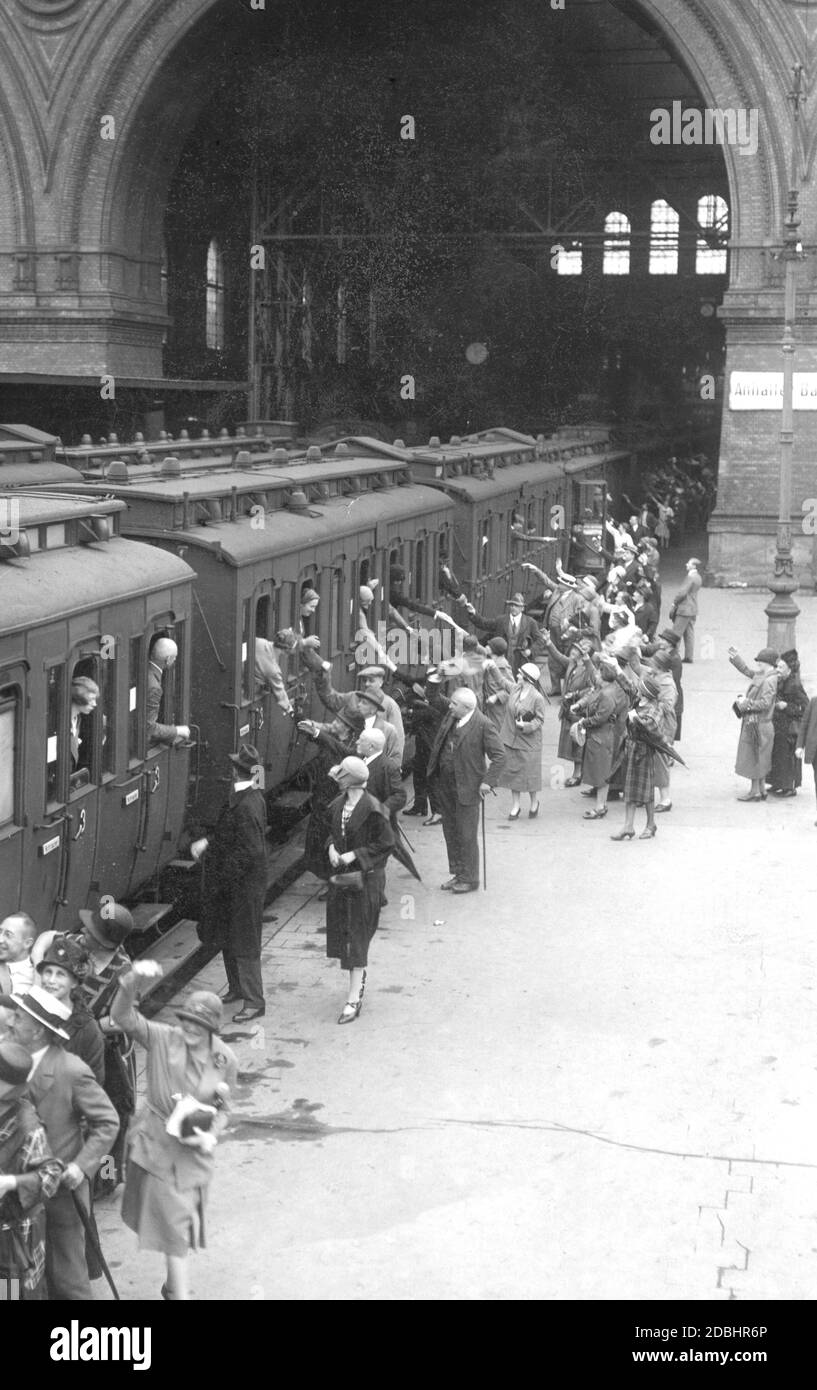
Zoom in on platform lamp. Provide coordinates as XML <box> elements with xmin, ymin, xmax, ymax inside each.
<box><xmin>766</xmin><ymin>63</ymin><xmax>806</xmax><ymax>652</ymax></box>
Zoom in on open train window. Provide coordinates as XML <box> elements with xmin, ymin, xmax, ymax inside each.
<box><xmin>478</xmin><ymin>517</ymin><xmax>491</xmax><ymax>578</ymax></box>
<box><xmin>146</xmin><ymin>625</ymin><xmax>185</xmax><ymax>749</ymax></box>
<box><xmin>240</xmin><ymin>600</ymin><xmax>252</xmax><ymax>704</ymax></box>
<box><xmin>128</xmin><ymin>637</ymin><xmax>142</xmax><ymax>764</ymax></box>
<box><xmin>45</xmin><ymin>664</ymin><xmax>65</xmax><ymax>809</ymax></box>
<box><xmin>0</xmin><ymin>686</ymin><xmax>19</xmax><ymax>828</ymax></box>
<box><xmin>255</xmin><ymin>593</ymin><xmax>272</xmax><ymax>640</ymax></box>
<box><xmin>414</xmin><ymin>538</ymin><xmax>426</xmax><ymax>599</ymax></box>
<box><xmin>69</xmin><ymin>652</ymin><xmax>111</xmax><ymax>790</ymax></box>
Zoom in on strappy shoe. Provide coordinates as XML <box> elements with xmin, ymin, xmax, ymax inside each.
<box><xmin>583</xmin><ymin>808</ymin><xmax>607</xmax><ymax>819</ymax></box>
<box><xmin>564</xmin><ymin>776</ymin><xmax>582</xmax><ymax>788</ymax></box>
<box><xmin>639</xmin><ymin>826</ymin><xmax>657</xmax><ymax>839</ymax></box>
<box><xmin>338</xmin><ymin>971</ymin><xmax>366</xmax><ymax>1024</ymax></box>
<box><xmin>654</xmin><ymin>802</ymin><xmax>672</xmax><ymax>813</ymax></box>
<box><xmin>610</xmin><ymin>830</ymin><xmax>635</xmax><ymax>841</ymax></box>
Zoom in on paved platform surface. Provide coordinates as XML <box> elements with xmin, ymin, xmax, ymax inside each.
<box><xmin>96</xmin><ymin>543</ymin><xmax>817</xmax><ymax>1301</ymax></box>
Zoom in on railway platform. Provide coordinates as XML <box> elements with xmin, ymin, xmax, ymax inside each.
<box><xmin>95</xmin><ymin>544</ymin><xmax>817</xmax><ymax>1301</ymax></box>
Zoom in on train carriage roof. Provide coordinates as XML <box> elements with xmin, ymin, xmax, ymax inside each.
<box><xmin>133</xmin><ymin>484</ymin><xmax>455</xmax><ymax>566</ymax></box>
<box><xmin>1</xmin><ymin>537</ymin><xmax>195</xmax><ymax>634</ymax></box>
<box><xmin>0</xmin><ymin>462</ymin><xmax>82</xmax><ymax>488</ymax></box>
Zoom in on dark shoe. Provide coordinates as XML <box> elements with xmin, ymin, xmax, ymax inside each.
<box><xmin>452</xmin><ymin>881</ymin><xmax>479</xmax><ymax>893</ymax></box>
<box><xmin>580</xmin><ymin>788</ymin><xmax>596</xmax><ymax>798</ymax></box>
<box><xmin>610</xmin><ymin>830</ymin><xmax>635</xmax><ymax>841</ymax></box>
<box><xmin>508</xmin><ymin>807</ymin><xmax>521</xmax><ymax>820</ymax></box>
<box><xmin>441</xmin><ymin>876</ymin><xmax>459</xmax><ymax>890</ymax></box>
<box><xmin>564</xmin><ymin>776</ymin><xmax>582</xmax><ymax>788</ymax></box>
<box><xmin>775</xmin><ymin>788</ymin><xmax>796</xmax><ymax>798</ymax></box>
<box><xmin>639</xmin><ymin>826</ymin><xmax>657</xmax><ymax>839</ymax></box>
<box><xmin>654</xmin><ymin>802</ymin><xmax>672</xmax><ymax>814</ymax></box>
<box><xmin>528</xmin><ymin>803</ymin><xmax>539</xmax><ymax>819</ymax></box>
<box><xmin>232</xmin><ymin>1006</ymin><xmax>265</xmax><ymax>1022</ymax></box>
<box><xmin>423</xmin><ymin>813</ymin><xmax>443</xmax><ymax>826</ymax></box>
<box><xmin>583</xmin><ymin>808</ymin><xmax>607</xmax><ymax>819</ymax></box>
<box><xmin>221</xmin><ymin>991</ymin><xmax>242</xmax><ymax>1004</ymax></box>
<box><xmin>403</xmin><ymin>804</ymin><xmax>427</xmax><ymax>816</ymax></box>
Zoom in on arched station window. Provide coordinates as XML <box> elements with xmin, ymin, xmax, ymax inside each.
<box><xmin>555</xmin><ymin>242</ymin><xmax>582</xmax><ymax>276</ymax></box>
<box><xmin>649</xmin><ymin>200</ymin><xmax>679</xmax><ymax>275</ymax></box>
<box><xmin>603</xmin><ymin>212</ymin><xmax>630</xmax><ymax>275</ymax></box>
<box><xmin>696</xmin><ymin>194</ymin><xmax>729</xmax><ymax>274</ymax></box>
<box><xmin>206</xmin><ymin>238</ymin><xmax>225</xmax><ymax>350</ymax></box>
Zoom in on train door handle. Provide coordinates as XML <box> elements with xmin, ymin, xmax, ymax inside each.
<box><xmin>149</xmin><ymin>765</ymin><xmax>161</xmax><ymax>794</ymax></box>
<box><xmin>71</xmin><ymin>807</ymin><xmax>87</xmax><ymax>840</ymax></box>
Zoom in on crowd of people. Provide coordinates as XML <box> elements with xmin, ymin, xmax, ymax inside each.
<box><xmin>3</xmin><ymin>489</ymin><xmax>815</xmax><ymax>1302</ymax></box>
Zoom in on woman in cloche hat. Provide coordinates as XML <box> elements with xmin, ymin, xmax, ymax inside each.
<box><xmin>110</xmin><ymin>963</ymin><xmax>238</xmax><ymax>1300</ymax></box>
<box><xmin>727</xmin><ymin>646</ymin><xmax>780</xmax><ymax>801</ymax></box>
<box><xmin>497</xmin><ymin>663</ymin><xmax>547</xmax><ymax>819</ymax></box>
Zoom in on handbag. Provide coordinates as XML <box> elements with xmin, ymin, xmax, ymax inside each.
<box><xmin>569</xmin><ymin>720</ymin><xmax>586</xmax><ymax>747</ymax></box>
<box><xmin>731</xmin><ymin>699</ymin><xmax>744</xmax><ymax>720</ymax></box>
<box><xmin>329</xmin><ymin>870</ymin><xmax>365</xmax><ymax>892</ymax></box>
<box><xmin>165</xmin><ymin>1094</ymin><xmax>217</xmax><ymax>1140</ymax></box>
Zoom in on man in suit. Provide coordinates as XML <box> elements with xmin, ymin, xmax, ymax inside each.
<box><xmin>460</xmin><ymin>592</ymin><xmax>541</xmax><ymax>675</ymax></box>
<box><xmin>303</xmin><ymin>653</ymin><xmax>401</xmax><ymax>766</ymax></box>
<box><xmin>147</xmin><ymin>636</ymin><xmax>190</xmax><ymax>746</ymax></box>
<box><xmin>357</xmin><ymin>667</ymin><xmax>405</xmax><ymax>761</ymax></box>
<box><xmin>0</xmin><ymin>914</ymin><xmax>36</xmax><ymax>996</ymax></box>
<box><xmin>670</xmin><ymin>558</ymin><xmax>703</xmax><ymax>663</ymax></box>
<box><xmin>427</xmin><ymin>686</ymin><xmax>506</xmax><ymax>894</ymax></box>
<box><xmin>1</xmin><ymin>984</ymin><xmax>119</xmax><ymax>1300</ymax></box>
<box><xmin>191</xmin><ymin>743</ymin><xmax>268</xmax><ymax>1022</ymax></box>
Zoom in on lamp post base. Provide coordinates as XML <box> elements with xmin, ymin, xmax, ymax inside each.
<box><xmin>765</xmin><ymin>583</ymin><xmax>800</xmax><ymax>654</ymax></box>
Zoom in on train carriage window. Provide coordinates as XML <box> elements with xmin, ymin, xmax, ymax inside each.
<box><xmin>255</xmin><ymin>594</ymin><xmax>271</xmax><ymax>640</ymax></box>
<box><xmin>414</xmin><ymin>538</ymin><xmax>426</xmax><ymax>599</ymax></box>
<box><xmin>128</xmin><ymin>637</ymin><xmax>142</xmax><ymax>764</ymax></box>
<box><xmin>69</xmin><ymin>654</ymin><xmax>108</xmax><ymax>788</ymax></box>
<box><xmin>326</xmin><ymin>568</ymin><xmax>344</xmax><ymax>656</ymax></box>
<box><xmin>478</xmin><ymin>518</ymin><xmax>491</xmax><ymax>578</ymax></box>
<box><xmin>45</xmin><ymin>665</ymin><xmax>65</xmax><ymax>808</ymax></box>
<box><xmin>0</xmin><ymin>689</ymin><xmax>18</xmax><ymax>827</ymax></box>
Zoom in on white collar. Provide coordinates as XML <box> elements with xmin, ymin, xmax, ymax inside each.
<box><xmin>27</xmin><ymin>1045</ymin><xmax>49</xmax><ymax>1080</ymax></box>
<box><xmin>456</xmin><ymin>709</ymin><xmax>475</xmax><ymax>728</ymax></box>
<box><xmin>363</xmin><ymin>752</ymin><xmax>380</xmax><ymax>765</ymax></box>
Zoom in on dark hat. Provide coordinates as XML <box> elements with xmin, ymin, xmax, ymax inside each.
<box><xmin>228</xmin><ymin>743</ymin><xmax>261</xmax><ymax>773</ymax></box>
<box><xmin>651</xmin><ymin>651</ymin><xmax>673</xmax><ymax>671</ymax></box>
<box><xmin>0</xmin><ymin>985</ymin><xmax>71</xmax><ymax>1041</ymax></box>
<box><xmin>78</xmin><ymin>902</ymin><xmax>135</xmax><ymax>953</ymax></box>
<box><xmin>487</xmin><ymin>636</ymin><xmax>508</xmax><ymax>656</ymax></box>
<box><xmin>355</xmin><ymin>688</ymin><xmax>384</xmax><ymax>710</ymax></box>
<box><xmin>659</xmin><ymin>628</ymin><xmax>681</xmax><ymax>646</ymax></box>
<box><xmin>175</xmin><ymin>991</ymin><xmax>223</xmax><ymax>1034</ymax></box>
<box><xmin>336</xmin><ymin>708</ymin><xmax>366</xmax><ymax>735</ymax></box>
<box><xmin>755</xmin><ymin>647</ymin><xmax>779</xmax><ymax>666</ymax></box>
<box><xmin>505</xmin><ymin>592</ymin><xmax>525</xmax><ymax>607</ymax></box>
<box><xmin>781</xmin><ymin>649</ymin><xmax>798</xmax><ymax>666</ymax></box>
<box><xmin>35</xmin><ymin>937</ymin><xmax>88</xmax><ymax>982</ymax></box>
<box><xmin>0</xmin><ymin>1040</ymin><xmax>33</xmax><ymax>1087</ymax></box>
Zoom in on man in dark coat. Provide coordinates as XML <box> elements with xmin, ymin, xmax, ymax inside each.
<box><xmin>459</xmin><ymin>592</ymin><xmax>542</xmax><ymax>674</ymax></box>
<box><xmin>191</xmin><ymin>744</ymin><xmax>268</xmax><ymax>1021</ymax></box>
<box><xmin>427</xmin><ymin>686</ymin><xmax>506</xmax><ymax>893</ymax></box>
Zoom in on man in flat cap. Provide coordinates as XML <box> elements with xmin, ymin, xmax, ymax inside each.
<box><xmin>1</xmin><ymin>985</ymin><xmax>118</xmax><ymax>1299</ymax></box>
<box><xmin>191</xmin><ymin>745</ymin><xmax>268</xmax><ymax>1021</ymax></box>
<box><xmin>0</xmin><ymin>1040</ymin><xmax>62</xmax><ymax>1300</ymax></box>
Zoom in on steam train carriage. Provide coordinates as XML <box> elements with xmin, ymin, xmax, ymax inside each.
<box><xmin>0</xmin><ymin>491</ymin><xmax>194</xmax><ymax>926</ymax></box>
<box><xmin>70</xmin><ymin>449</ymin><xmax>456</xmax><ymax>825</ymax></box>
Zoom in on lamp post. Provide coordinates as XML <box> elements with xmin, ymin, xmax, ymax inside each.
<box><xmin>765</xmin><ymin>64</ymin><xmax>806</xmax><ymax>652</ymax></box>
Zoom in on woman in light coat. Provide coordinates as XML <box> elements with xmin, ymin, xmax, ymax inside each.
<box><xmin>728</xmin><ymin>646</ymin><xmax>779</xmax><ymax>800</ymax></box>
<box><xmin>498</xmin><ymin>663</ymin><xmax>547</xmax><ymax>819</ymax></box>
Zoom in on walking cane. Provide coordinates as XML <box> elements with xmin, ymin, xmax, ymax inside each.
<box><xmin>481</xmin><ymin>792</ymin><xmax>488</xmax><ymax>890</ymax></box>
<box><xmin>71</xmin><ymin>1191</ymin><xmax>120</xmax><ymax>1301</ymax></box>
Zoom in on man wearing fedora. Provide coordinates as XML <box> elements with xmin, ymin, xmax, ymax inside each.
<box><xmin>0</xmin><ymin>1039</ymin><xmax>63</xmax><ymax>1300</ymax></box>
<box><xmin>191</xmin><ymin>745</ymin><xmax>268</xmax><ymax>1021</ymax></box>
<box><xmin>357</xmin><ymin>666</ymin><xmax>405</xmax><ymax>760</ymax></box>
<box><xmin>0</xmin><ymin>985</ymin><xmax>118</xmax><ymax>1299</ymax></box>
<box><xmin>458</xmin><ymin>592</ymin><xmax>541</xmax><ymax>675</ymax></box>
<box><xmin>301</xmin><ymin>651</ymin><xmax>402</xmax><ymax>765</ymax></box>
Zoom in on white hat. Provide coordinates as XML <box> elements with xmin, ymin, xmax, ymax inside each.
<box><xmin>328</xmin><ymin>756</ymin><xmax>370</xmax><ymax>786</ymax></box>
<box><xmin>519</xmin><ymin>662</ymin><xmax>541</xmax><ymax>684</ymax></box>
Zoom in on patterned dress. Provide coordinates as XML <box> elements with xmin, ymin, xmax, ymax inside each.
<box><xmin>0</xmin><ymin>1097</ymin><xmax>61</xmax><ymax>1300</ymax></box>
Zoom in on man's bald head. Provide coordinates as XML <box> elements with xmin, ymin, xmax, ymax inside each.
<box><xmin>450</xmin><ymin>687</ymin><xmax>477</xmax><ymax>716</ymax></box>
<box><xmin>0</xmin><ymin>914</ymin><xmax>36</xmax><ymax>963</ymax></box>
<box><xmin>356</xmin><ymin>727</ymin><xmax>385</xmax><ymax>758</ymax></box>
<box><xmin>151</xmin><ymin>637</ymin><xmax>178</xmax><ymax>669</ymax></box>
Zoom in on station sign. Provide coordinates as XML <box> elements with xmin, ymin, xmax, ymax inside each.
<box><xmin>729</xmin><ymin>371</ymin><xmax>817</xmax><ymax>409</ymax></box>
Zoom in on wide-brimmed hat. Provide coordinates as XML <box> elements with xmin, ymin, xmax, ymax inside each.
<box><xmin>658</xmin><ymin>628</ymin><xmax>681</xmax><ymax>646</ymax></box>
<box><xmin>755</xmin><ymin>647</ymin><xmax>779</xmax><ymax>666</ymax></box>
<box><xmin>0</xmin><ymin>985</ymin><xmax>71</xmax><ymax>1041</ymax></box>
<box><xmin>336</xmin><ymin>708</ymin><xmax>366</xmax><ymax>735</ymax></box>
<box><xmin>0</xmin><ymin>1040</ymin><xmax>33</xmax><ymax>1089</ymax></box>
<box><xmin>519</xmin><ymin>662</ymin><xmax>541</xmax><ymax>684</ymax></box>
<box><xmin>328</xmin><ymin>756</ymin><xmax>369</xmax><ymax>786</ymax></box>
<box><xmin>175</xmin><ymin>991</ymin><xmax>223</xmax><ymax>1035</ymax></box>
<box><xmin>228</xmin><ymin>743</ymin><xmax>261</xmax><ymax>773</ymax></box>
<box><xmin>505</xmin><ymin>592</ymin><xmax>525</xmax><ymax>607</ymax></box>
<box><xmin>78</xmin><ymin>902</ymin><xmax>134</xmax><ymax>953</ymax></box>
<box><xmin>651</xmin><ymin>651</ymin><xmax>673</xmax><ymax>671</ymax></box>
<box><xmin>35</xmin><ymin>936</ymin><xmax>88</xmax><ymax>982</ymax></box>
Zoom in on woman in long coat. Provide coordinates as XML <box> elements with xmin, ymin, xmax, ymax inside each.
<box><xmin>324</xmin><ymin>757</ymin><xmax>394</xmax><ymax>1024</ymax></box>
<box><xmin>575</xmin><ymin>658</ymin><xmax>629</xmax><ymax>819</ymax></box>
<box><xmin>111</xmin><ymin>969</ymin><xmax>237</xmax><ymax>1301</ymax></box>
<box><xmin>298</xmin><ymin>710</ymin><xmax>365</xmax><ymax>882</ymax></box>
<box><xmin>497</xmin><ymin>663</ymin><xmax>546</xmax><ymax>818</ymax></box>
<box><xmin>482</xmin><ymin>637</ymin><xmax>515</xmax><ymax>730</ymax></box>
<box><xmin>768</xmin><ymin>649</ymin><xmax>808</xmax><ymax>796</ymax></box>
<box><xmin>728</xmin><ymin>647</ymin><xmax>779</xmax><ymax>800</ymax></box>
<box><xmin>610</xmin><ymin>676</ymin><xmax>666</xmax><ymax>840</ymax></box>
<box><xmin>548</xmin><ymin>633</ymin><xmax>597</xmax><ymax>786</ymax></box>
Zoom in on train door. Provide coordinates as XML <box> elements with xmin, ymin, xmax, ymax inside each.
<box><xmin>0</xmin><ymin>672</ymin><xmax>25</xmax><ymax>919</ymax></box>
<box><xmin>22</xmin><ymin>645</ymin><xmax>69</xmax><ymax>929</ymax></box>
<box><xmin>99</xmin><ymin>633</ymin><xmax>144</xmax><ymax>899</ymax></box>
<box><xmin>126</xmin><ymin>618</ymin><xmax>183</xmax><ymax>896</ymax></box>
<box><xmin>53</xmin><ymin>647</ymin><xmax>109</xmax><ymax>927</ymax></box>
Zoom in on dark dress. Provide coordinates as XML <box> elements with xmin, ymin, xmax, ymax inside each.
<box><xmin>768</xmin><ymin>671</ymin><xmax>808</xmax><ymax>791</ymax></box>
<box><xmin>325</xmin><ymin>792</ymin><xmax>394</xmax><ymax>969</ymax></box>
<box><xmin>197</xmin><ymin>785</ymin><xmax>268</xmax><ymax>958</ymax></box>
<box><xmin>302</xmin><ymin>727</ymin><xmax>357</xmax><ymax>879</ymax></box>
